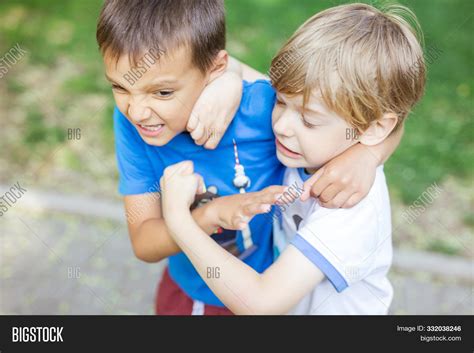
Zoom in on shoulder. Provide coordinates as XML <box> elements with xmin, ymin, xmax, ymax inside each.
<box><xmin>239</xmin><ymin>79</ymin><xmax>276</xmax><ymax>117</ymax></box>
<box><xmin>287</xmin><ymin>167</ymin><xmax>392</xmax><ymax>291</ymax></box>
<box><xmin>297</xmin><ymin>167</ymin><xmax>390</xmax><ymax>263</ymax></box>
<box><xmin>114</xmin><ymin>106</ymin><xmax>136</xmax><ymax>136</ymax></box>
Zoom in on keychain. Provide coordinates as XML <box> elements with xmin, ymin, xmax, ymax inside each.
<box><xmin>232</xmin><ymin>139</ymin><xmax>255</xmax><ymax>254</ymax></box>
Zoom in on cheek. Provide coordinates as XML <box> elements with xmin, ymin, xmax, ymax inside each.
<box><xmin>113</xmin><ymin>93</ymin><xmax>128</xmax><ymax>113</ymax></box>
<box><xmin>155</xmin><ymin>99</ymin><xmax>191</xmax><ymax>130</ymax></box>
<box><xmin>271</xmin><ymin>105</ymin><xmax>284</xmax><ymax>130</ymax></box>
<box><xmin>299</xmin><ymin>129</ymin><xmax>336</xmax><ymax>163</ymax></box>
<box><xmin>300</xmin><ymin>132</ymin><xmax>321</xmax><ymax>162</ymax></box>
<box><xmin>303</xmin><ymin>127</ymin><xmax>352</xmax><ymax>163</ymax></box>
<box><xmin>151</xmin><ymin>100</ymin><xmax>177</xmax><ymax>120</ymax></box>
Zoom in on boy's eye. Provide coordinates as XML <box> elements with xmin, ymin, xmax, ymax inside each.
<box><xmin>302</xmin><ymin>116</ymin><xmax>318</xmax><ymax>129</ymax></box>
<box><xmin>111</xmin><ymin>84</ymin><xmax>126</xmax><ymax>92</ymax></box>
<box><xmin>276</xmin><ymin>98</ymin><xmax>286</xmax><ymax>106</ymax></box>
<box><xmin>154</xmin><ymin>90</ymin><xmax>174</xmax><ymax>97</ymax></box>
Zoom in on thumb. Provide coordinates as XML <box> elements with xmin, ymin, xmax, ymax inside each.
<box><xmin>300</xmin><ymin>167</ymin><xmax>324</xmax><ymax>201</ymax></box>
<box><xmin>178</xmin><ymin>160</ymin><xmax>194</xmax><ymax>175</ymax></box>
<box><xmin>194</xmin><ymin>173</ymin><xmax>206</xmax><ymax>194</ymax></box>
<box><xmin>187</xmin><ymin>112</ymin><xmax>199</xmax><ymax>132</ymax></box>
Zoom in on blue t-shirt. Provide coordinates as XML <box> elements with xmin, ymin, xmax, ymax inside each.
<box><xmin>114</xmin><ymin>79</ymin><xmax>284</xmax><ymax>306</ymax></box>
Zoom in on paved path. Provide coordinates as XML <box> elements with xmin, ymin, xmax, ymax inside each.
<box><xmin>0</xmin><ymin>186</ymin><xmax>472</xmax><ymax>314</ymax></box>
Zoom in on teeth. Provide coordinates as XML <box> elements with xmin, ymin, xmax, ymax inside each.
<box><xmin>139</xmin><ymin>124</ymin><xmax>163</xmax><ymax>131</ymax></box>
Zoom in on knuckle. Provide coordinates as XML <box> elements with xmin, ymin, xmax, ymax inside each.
<box><xmin>205</xmin><ymin>141</ymin><xmax>217</xmax><ymax>150</ymax></box>
<box><xmin>324</xmin><ymin>201</ymin><xmax>336</xmax><ymax>209</ymax></box>
<box><xmin>344</xmin><ymin>200</ymin><xmax>354</xmax><ymax>208</ymax></box>
<box><xmin>326</xmin><ymin>168</ymin><xmax>338</xmax><ymax>178</ymax></box>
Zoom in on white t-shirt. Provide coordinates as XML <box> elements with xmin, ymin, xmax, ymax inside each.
<box><xmin>273</xmin><ymin>166</ymin><xmax>393</xmax><ymax>315</ymax></box>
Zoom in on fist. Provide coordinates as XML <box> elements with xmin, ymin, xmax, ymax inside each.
<box><xmin>160</xmin><ymin>161</ymin><xmax>205</xmax><ymax>219</ymax></box>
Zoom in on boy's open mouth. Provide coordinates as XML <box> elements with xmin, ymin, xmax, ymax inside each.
<box><xmin>137</xmin><ymin>123</ymin><xmax>165</xmax><ymax>137</ymax></box>
<box><xmin>275</xmin><ymin>138</ymin><xmax>301</xmax><ymax>159</ymax></box>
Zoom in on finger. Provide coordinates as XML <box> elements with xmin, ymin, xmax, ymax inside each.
<box><xmin>187</xmin><ymin>112</ymin><xmax>199</xmax><ymax>132</ymax></box>
<box><xmin>190</xmin><ymin>121</ymin><xmax>205</xmax><ymax>143</ymax></box>
<box><xmin>260</xmin><ymin>185</ymin><xmax>287</xmax><ymax>203</ymax></box>
<box><xmin>231</xmin><ymin>214</ymin><xmax>250</xmax><ymax>230</ymax></box>
<box><xmin>203</xmin><ymin>139</ymin><xmax>218</xmax><ymax>150</ymax></box>
<box><xmin>263</xmin><ymin>185</ymin><xmax>287</xmax><ymax>195</ymax></box>
<box><xmin>177</xmin><ymin>160</ymin><xmax>194</xmax><ymax>175</ymax></box>
<box><xmin>164</xmin><ymin>161</ymin><xmax>191</xmax><ymax>177</ymax></box>
<box><xmin>256</xmin><ymin>190</ymin><xmax>284</xmax><ymax>205</ymax></box>
<box><xmin>203</xmin><ymin>127</ymin><xmax>223</xmax><ymax>150</ymax></box>
<box><xmin>194</xmin><ymin>173</ymin><xmax>206</xmax><ymax>194</ymax></box>
<box><xmin>318</xmin><ymin>184</ymin><xmax>340</xmax><ymax>204</ymax></box>
<box><xmin>195</xmin><ymin>128</ymin><xmax>209</xmax><ymax>146</ymax></box>
<box><xmin>242</xmin><ymin>203</ymin><xmax>272</xmax><ymax>217</ymax></box>
<box><xmin>342</xmin><ymin>193</ymin><xmax>362</xmax><ymax>208</ymax></box>
<box><xmin>320</xmin><ymin>190</ymin><xmax>353</xmax><ymax>209</ymax></box>
<box><xmin>300</xmin><ymin>167</ymin><xmax>325</xmax><ymax>201</ymax></box>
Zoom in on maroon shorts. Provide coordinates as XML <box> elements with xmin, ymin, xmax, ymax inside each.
<box><xmin>155</xmin><ymin>267</ymin><xmax>234</xmax><ymax>315</ymax></box>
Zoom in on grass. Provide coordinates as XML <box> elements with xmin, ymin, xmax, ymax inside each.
<box><xmin>0</xmin><ymin>0</ymin><xmax>472</xmax><ymax>206</ymax></box>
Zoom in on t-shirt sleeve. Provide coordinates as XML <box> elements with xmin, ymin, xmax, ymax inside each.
<box><xmin>290</xmin><ymin>199</ymin><xmax>381</xmax><ymax>292</ymax></box>
<box><xmin>113</xmin><ymin>107</ymin><xmax>161</xmax><ymax>195</ymax></box>
<box><xmin>240</xmin><ymin>79</ymin><xmax>276</xmax><ymax>137</ymax></box>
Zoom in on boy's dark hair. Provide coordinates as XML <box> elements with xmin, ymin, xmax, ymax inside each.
<box><xmin>97</xmin><ymin>0</ymin><xmax>226</xmax><ymax>72</ymax></box>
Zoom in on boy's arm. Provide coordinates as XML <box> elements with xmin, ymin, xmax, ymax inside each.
<box><xmin>187</xmin><ymin>57</ymin><xmax>243</xmax><ymax>149</ymax></box>
<box><xmin>160</xmin><ymin>161</ymin><xmax>323</xmax><ymax>314</ymax></box>
<box><xmin>187</xmin><ymin>57</ymin><xmax>267</xmax><ymax>149</ymax></box>
<box><xmin>124</xmin><ymin>193</ymin><xmax>219</xmax><ymax>263</ymax></box>
<box><xmin>301</xmin><ymin>125</ymin><xmax>404</xmax><ymax>208</ymax></box>
<box><xmin>241</xmin><ymin>60</ymin><xmax>268</xmax><ymax>81</ymax></box>
<box><xmin>169</xmin><ymin>213</ymin><xmax>323</xmax><ymax>314</ymax></box>
<box><xmin>230</xmin><ymin>56</ymin><xmax>268</xmax><ymax>82</ymax></box>
<box><xmin>124</xmin><ymin>183</ymin><xmax>283</xmax><ymax>262</ymax></box>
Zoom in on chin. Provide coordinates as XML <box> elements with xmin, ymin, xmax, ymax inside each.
<box><xmin>140</xmin><ymin>131</ymin><xmax>176</xmax><ymax>146</ymax></box>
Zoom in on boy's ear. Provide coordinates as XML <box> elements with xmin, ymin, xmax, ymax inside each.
<box><xmin>359</xmin><ymin>113</ymin><xmax>398</xmax><ymax>146</ymax></box>
<box><xmin>207</xmin><ymin>50</ymin><xmax>229</xmax><ymax>83</ymax></box>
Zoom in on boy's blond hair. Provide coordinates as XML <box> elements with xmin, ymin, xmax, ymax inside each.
<box><xmin>270</xmin><ymin>3</ymin><xmax>426</xmax><ymax>132</ymax></box>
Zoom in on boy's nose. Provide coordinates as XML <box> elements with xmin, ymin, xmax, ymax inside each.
<box><xmin>273</xmin><ymin>110</ymin><xmax>295</xmax><ymax>137</ymax></box>
<box><xmin>128</xmin><ymin>97</ymin><xmax>152</xmax><ymax>122</ymax></box>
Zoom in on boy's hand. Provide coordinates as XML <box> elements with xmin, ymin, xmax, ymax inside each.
<box><xmin>212</xmin><ymin>186</ymin><xmax>285</xmax><ymax>230</ymax></box>
<box><xmin>160</xmin><ymin>161</ymin><xmax>205</xmax><ymax>225</ymax></box>
<box><xmin>187</xmin><ymin>71</ymin><xmax>242</xmax><ymax>149</ymax></box>
<box><xmin>300</xmin><ymin>144</ymin><xmax>379</xmax><ymax>208</ymax></box>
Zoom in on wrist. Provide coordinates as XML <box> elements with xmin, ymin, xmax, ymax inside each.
<box><xmin>165</xmin><ymin>207</ymin><xmax>191</xmax><ymax>230</ymax></box>
<box><xmin>202</xmin><ymin>199</ymin><xmax>222</xmax><ymax>229</ymax></box>
<box><xmin>357</xmin><ymin>143</ymin><xmax>382</xmax><ymax>166</ymax></box>
<box><xmin>192</xmin><ymin>200</ymin><xmax>221</xmax><ymax>233</ymax></box>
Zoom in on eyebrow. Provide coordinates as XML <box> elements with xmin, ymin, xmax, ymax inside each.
<box><xmin>278</xmin><ymin>93</ymin><xmax>323</xmax><ymax>113</ymax></box>
<box><xmin>305</xmin><ymin>107</ymin><xmax>326</xmax><ymax>117</ymax></box>
<box><xmin>104</xmin><ymin>74</ymin><xmax>178</xmax><ymax>87</ymax></box>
